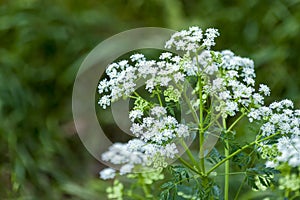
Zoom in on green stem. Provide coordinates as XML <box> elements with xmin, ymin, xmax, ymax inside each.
<box><xmin>203</xmin><ymin>112</ymin><xmax>222</xmax><ymax>131</ymax></box>
<box><xmin>217</xmin><ymin>172</ymin><xmax>246</xmax><ymax>176</ymax></box>
<box><xmin>180</xmin><ymin>140</ymin><xmax>201</xmax><ymax>172</ymax></box>
<box><xmin>290</xmin><ymin>192</ymin><xmax>300</xmax><ymax>200</ymax></box>
<box><xmin>139</xmin><ymin>174</ymin><xmax>151</xmax><ymax>197</ymax></box>
<box><xmin>206</xmin><ymin>131</ymin><xmax>281</xmax><ymax>175</ymax></box>
<box><xmin>223</xmin><ymin>117</ymin><xmax>229</xmax><ymax>200</ymax></box>
<box><xmin>156</xmin><ymin>92</ymin><xmax>163</xmax><ymax>106</ymax></box>
<box><xmin>285</xmin><ymin>189</ymin><xmax>290</xmax><ymax>199</ymax></box>
<box><xmin>177</xmin><ymin>156</ymin><xmax>201</xmax><ymax>175</ymax></box>
<box><xmin>129</xmin><ymin>95</ymin><xmax>138</xmax><ymax>99</ymax></box>
<box><xmin>227</xmin><ymin>113</ymin><xmax>246</xmax><ymax>133</ymax></box>
<box><xmin>198</xmin><ymin>78</ymin><xmax>205</xmax><ymax>174</ymax></box>
<box><xmin>142</xmin><ymin>184</ymin><xmax>150</xmax><ymax>198</ymax></box>
<box><xmin>233</xmin><ymin>176</ymin><xmax>246</xmax><ymax>200</ymax></box>
<box><xmin>183</xmin><ymin>90</ymin><xmax>199</xmax><ymax>124</ymax></box>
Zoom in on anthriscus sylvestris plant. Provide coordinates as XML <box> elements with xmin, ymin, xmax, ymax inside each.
<box><xmin>97</xmin><ymin>27</ymin><xmax>300</xmax><ymax>200</ymax></box>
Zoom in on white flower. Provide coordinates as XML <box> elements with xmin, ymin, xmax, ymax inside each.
<box><xmin>129</xmin><ymin>110</ymin><xmax>143</xmax><ymax>122</ymax></box>
<box><xmin>261</xmin><ymin>122</ymin><xmax>275</xmax><ymax>136</ymax></box>
<box><xmin>165</xmin><ymin>27</ymin><xmax>219</xmax><ymax>51</ymax></box>
<box><xmin>161</xmin><ymin>143</ymin><xmax>179</xmax><ymax>159</ymax></box>
<box><xmin>150</xmin><ymin>106</ymin><xmax>167</xmax><ymax>117</ymax></box>
<box><xmin>204</xmin><ymin>63</ymin><xmax>219</xmax><ymax>75</ymax></box>
<box><xmin>176</xmin><ymin>124</ymin><xmax>189</xmax><ymax>137</ymax></box>
<box><xmin>145</xmin><ymin>79</ymin><xmax>155</xmax><ymax>92</ymax></box>
<box><xmin>182</xmin><ymin>59</ymin><xmax>198</xmax><ymax>76</ymax></box>
<box><xmin>253</xmin><ymin>93</ymin><xmax>264</xmax><ymax>105</ymax></box>
<box><xmin>202</xmin><ymin>28</ymin><xmax>220</xmax><ymax>50</ymax></box>
<box><xmin>98</xmin><ymin>95</ymin><xmax>111</xmax><ymax>109</ymax></box>
<box><xmin>159</xmin><ymin>52</ymin><xmax>172</xmax><ymax>60</ymax></box>
<box><xmin>99</xmin><ymin>168</ymin><xmax>116</xmax><ymax>180</ymax></box>
<box><xmin>130</xmin><ymin>123</ymin><xmax>143</xmax><ymax>136</ymax></box>
<box><xmin>173</xmin><ymin>72</ymin><xmax>185</xmax><ymax>83</ymax></box>
<box><xmin>243</xmin><ymin>77</ymin><xmax>255</xmax><ymax>86</ymax></box>
<box><xmin>225</xmin><ymin>101</ymin><xmax>239</xmax><ymax>116</ymax></box>
<box><xmin>265</xmin><ymin>161</ymin><xmax>278</xmax><ymax>168</ymax></box>
<box><xmin>276</xmin><ymin>136</ymin><xmax>300</xmax><ymax>167</ymax></box>
<box><xmin>219</xmin><ymin>91</ymin><xmax>231</xmax><ymax>100</ymax></box>
<box><xmin>248</xmin><ymin>109</ymin><xmax>261</xmax><ymax>122</ymax></box>
<box><xmin>159</xmin><ymin>76</ymin><xmax>171</xmax><ymax>86</ymax></box>
<box><xmin>127</xmin><ymin>139</ymin><xmax>145</xmax><ymax>151</ymax></box>
<box><xmin>120</xmin><ymin>164</ymin><xmax>134</xmax><ymax>175</ymax></box>
<box><xmin>130</xmin><ymin>53</ymin><xmax>145</xmax><ymax>62</ymax></box>
<box><xmin>212</xmin><ymin>78</ymin><xmax>224</xmax><ymax>91</ymax></box>
<box><xmin>259</xmin><ymin>84</ymin><xmax>271</xmax><ymax>96</ymax></box>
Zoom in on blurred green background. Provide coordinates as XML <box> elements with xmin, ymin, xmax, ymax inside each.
<box><xmin>1</xmin><ymin>0</ymin><xmax>300</xmax><ymax>199</ymax></box>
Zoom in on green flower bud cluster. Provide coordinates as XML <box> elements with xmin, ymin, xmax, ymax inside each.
<box><xmin>106</xmin><ymin>180</ymin><xmax>124</xmax><ymax>200</ymax></box>
<box><xmin>164</xmin><ymin>86</ymin><xmax>181</xmax><ymax>102</ymax></box>
<box><xmin>142</xmin><ymin>169</ymin><xmax>164</xmax><ymax>185</ymax></box>
<box><xmin>151</xmin><ymin>153</ymin><xmax>168</xmax><ymax>169</ymax></box>
<box><xmin>260</xmin><ymin>144</ymin><xmax>278</xmax><ymax>159</ymax></box>
<box><xmin>279</xmin><ymin>173</ymin><xmax>300</xmax><ymax>191</ymax></box>
<box><xmin>133</xmin><ymin>97</ymin><xmax>150</xmax><ymax>111</ymax></box>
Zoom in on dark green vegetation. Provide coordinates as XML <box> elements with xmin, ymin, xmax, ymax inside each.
<box><xmin>1</xmin><ymin>0</ymin><xmax>299</xmax><ymax>199</ymax></box>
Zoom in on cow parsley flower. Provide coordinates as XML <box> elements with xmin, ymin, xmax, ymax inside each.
<box><xmin>129</xmin><ymin>110</ymin><xmax>143</xmax><ymax>122</ymax></box>
<box><xmin>277</xmin><ymin>135</ymin><xmax>300</xmax><ymax>167</ymax></box>
<box><xmin>259</xmin><ymin>84</ymin><xmax>271</xmax><ymax>96</ymax></box>
<box><xmin>248</xmin><ymin>99</ymin><xmax>300</xmax><ymax>168</ymax></box>
<box><xmin>165</xmin><ymin>26</ymin><xmax>219</xmax><ymax>52</ymax></box>
<box><xmin>100</xmin><ymin>168</ymin><xmax>116</xmax><ymax>180</ymax></box>
<box><xmin>97</xmin><ymin>27</ymin><xmax>300</xmax><ymax>200</ymax></box>
<box><xmin>120</xmin><ymin>164</ymin><xmax>134</xmax><ymax>175</ymax></box>
<box><xmin>202</xmin><ymin>28</ymin><xmax>220</xmax><ymax>50</ymax></box>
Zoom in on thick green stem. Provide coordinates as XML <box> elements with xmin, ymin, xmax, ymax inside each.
<box><xmin>138</xmin><ymin>174</ymin><xmax>151</xmax><ymax>198</ymax></box>
<box><xmin>142</xmin><ymin>184</ymin><xmax>151</xmax><ymax>198</ymax></box>
<box><xmin>223</xmin><ymin>117</ymin><xmax>229</xmax><ymax>200</ymax></box>
<box><xmin>156</xmin><ymin>92</ymin><xmax>163</xmax><ymax>106</ymax></box>
<box><xmin>198</xmin><ymin>78</ymin><xmax>205</xmax><ymax>174</ymax></box>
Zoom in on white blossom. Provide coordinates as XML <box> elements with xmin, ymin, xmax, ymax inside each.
<box><xmin>259</xmin><ymin>84</ymin><xmax>271</xmax><ymax>96</ymax></box>
<box><xmin>150</xmin><ymin>106</ymin><xmax>167</xmax><ymax>118</ymax></box>
<box><xmin>99</xmin><ymin>168</ymin><xmax>116</xmax><ymax>180</ymax></box>
<box><xmin>277</xmin><ymin>136</ymin><xmax>300</xmax><ymax>167</ymax></box>
<box><xmin>120</xmin><ymin>164</ymin><xmax>134</xmax><ymax>175</ymax></box>
<box><xmin>129</xmin><ymin>110</ymin><xmax>143</xmax><ymax>122</ymax></box>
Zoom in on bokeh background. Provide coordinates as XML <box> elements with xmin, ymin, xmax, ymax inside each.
<box><xmin>1</xmin><ymin>0</ymin><xmax>300</xmax><ymax>199</ymax></box>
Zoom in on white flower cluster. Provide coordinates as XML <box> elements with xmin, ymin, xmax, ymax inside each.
<box><xmin>194</xmin><ymin>49</ymin><xmax>270</xmax><ymax>118</ymax></box>
<box><xmin>248</xmin><ymin>100</ymin><xmax>300</xmax><ymax>167</ymax></box>
<box><xmin>276</xmin><ymin>136</ymin><xmax>300</xmax><ymax>167</ymax></box>
<box><xmin>165</xmin><ymin>26</ymin><xmax>219</xmax><ymax>51</ymax></box>
<box><xmin>98</xmin><ymin>26</ymin><xmax>271</xmax><ymax>119</ymax></box>
<box><xmin>99</xmin><ymin>107</ymin><xmax>189</xmax><ymax>180</ymax></box>
<box><xmin>130</xmin><ymin>106</ymin><xmax>189</xmax><ymax>144</ymax></box>
<box><xmin>98</xmin><ymin>52</ymin><xmax>186</xmax><ymax>108</ymax></box>
<box><xmin>98</xmin><ymin>59</ymin><xmax>138</xmax><ymax>108</ymax></box>
<box><xmin>98</xmin><ymin>28</ymin><xmax>221</xmax><ymax>109</ymax></box>
<box><xmin>99</xmin><ymin>168</ymin><xmax>116</xmax><ymax>180</ymax></box>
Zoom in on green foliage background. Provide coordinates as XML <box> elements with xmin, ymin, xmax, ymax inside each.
<box><xmin>0</xmin><ymin>0</ymin><xmax>299</xmax><ymax>199</ymax></box>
